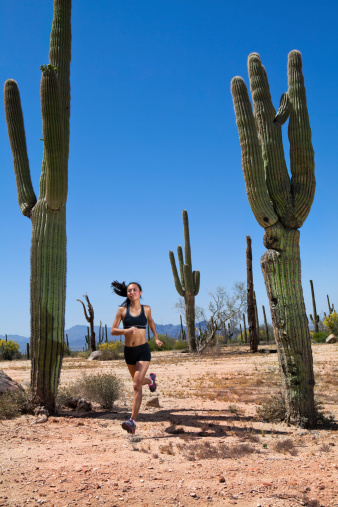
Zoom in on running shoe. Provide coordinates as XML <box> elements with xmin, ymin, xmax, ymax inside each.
<box><xmin>149</xmin><ymin>373</ymin><xmax>157</xmax><ymax>393</ymax></box>
<box><xmin>122</xmin><ymin>418</ymin><xmax>136</xmax><ymax>434</ymax></box>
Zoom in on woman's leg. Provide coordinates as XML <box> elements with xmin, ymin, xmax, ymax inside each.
<box><xmin>130</xmin><ymin>361</ymin><xmax>150</xmax><ymax>421</ymax></box>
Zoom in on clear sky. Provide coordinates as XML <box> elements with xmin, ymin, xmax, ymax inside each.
<box><xmin>1</xmin><ymin>0</ymin><xmax>337</xmax><ymax>336</ymax></box>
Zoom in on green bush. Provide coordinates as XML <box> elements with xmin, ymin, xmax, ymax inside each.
<box><xmin>173</xmin><ymin>339</ymin><xmax>189</xmax><ymax>350</ymax></box>
<box><xmin>0</xmin><ymin>340</ymin><xmax>21</xmax><ymax>360</ymax></box>
<box><xmin>57</xmin><ymin>372</ymin><xmax>121</xmax><ymax>410</ymax></box>
<box><xmin>148</xmin><ymin>334</ymin><xmax>178</xmax><ymax>351</ymax></box>
<box><xmin>323</xmin><ymin>312</ymin><xmax>338</xmax><ymax>336</ymax></box>
<box><xmin>98</xmin><ymin>340</ymin><xmax>124</xmax><ymax>359</ymax></box>
<box><xmin>312</xmin><ymin>332</ymin><xmax>328</xmax><ymax>343</ymax></box>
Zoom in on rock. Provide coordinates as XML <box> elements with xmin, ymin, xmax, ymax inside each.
<box><xmin>145</xmin><ymin>396</ymin><xmax>160</xmax><ymax>407</ymax></box>
<box><xmin>0</xmin><ymin>370</ymin><xmax>24</xmax><ymax>393</ymax></box>
<box><xmin>88</xmin><ymin>351</ymin><xmax>103</xmax><ymax>360</ymax></box>
<box><xmin>326</xmin><ymin>334</ymin><xmax>337</xmax><ymax>344</ymax></box>
<box><xmin>76</xmin><ymin>398</ymin><xmax>92</xmax><ymax>412</ymax></box>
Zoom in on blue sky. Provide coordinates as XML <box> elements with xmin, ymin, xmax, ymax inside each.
<box><xmin>1</xmin><ymin>0</ymin><xmax>337</xmax><ymax>336</ymax></box>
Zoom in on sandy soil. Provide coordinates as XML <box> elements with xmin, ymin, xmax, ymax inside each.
<box><xmin>0</xmin><ymin>344</ymin><xmax>337</xmax><ymax>507</ymax></box>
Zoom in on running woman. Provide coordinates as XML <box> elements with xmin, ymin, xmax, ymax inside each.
<box><xmin>111</xmin><ymin>281</ymin><xmax>162</xmax><ymax>434</ymax></box>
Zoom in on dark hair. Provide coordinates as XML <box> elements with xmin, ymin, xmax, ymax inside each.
<box><xmin>111</xmin><ymin>280</ymin><xmax>142</xmax><ymax>307</ymax></box>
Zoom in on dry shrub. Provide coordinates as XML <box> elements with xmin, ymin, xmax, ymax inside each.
<box><xmin>256</xmin><ymin>392</ymin><xmax>286</xmax><ymax>422</ymax></box>
<box><xmin>274</xmin><ymin>438</ymin><xmax>298</xmax><ymax>456</ymax></box>
<box><xmin>177</xmin><ymin>440</ymin><xmax>258</xmax><ymax>460</ymax></box>
<box><xmin>57</xmin><ymin>372</ymin><xmax>121</xmax><ymax>410</ymax></box>
<box><xmin>160</xmin><ymin>442</ymin><xmax>175</xmax><ymax>455</ymax></box>
<box><xmin>0</xmin><ymin>390</ymin><xmax>27</xmax><ymax>419</ymax></box>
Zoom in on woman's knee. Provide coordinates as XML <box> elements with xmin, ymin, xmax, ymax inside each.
<box><xmin>133</xmin><ymin>381</ymin><xmax>143</xmax><ymax>393</ymax></box>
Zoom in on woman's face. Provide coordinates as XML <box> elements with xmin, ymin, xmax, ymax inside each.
<box><xmin>127</xmin><ymin>284</ymin><xmax>142</xmax><ymax>302</ymax></box>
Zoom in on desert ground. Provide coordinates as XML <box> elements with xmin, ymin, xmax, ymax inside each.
<box><xmin>0</xmin><ymin>343</ymin><xmax>337</xmax><ymax>507</ymax></box>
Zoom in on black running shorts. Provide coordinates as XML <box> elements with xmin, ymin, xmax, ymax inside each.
<box><xmin>124</xmin><ymin>342</ymin><xmax>151</xmax><ymax>365</ymax></box>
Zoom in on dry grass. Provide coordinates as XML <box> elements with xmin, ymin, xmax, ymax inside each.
<box><xmin>274</xmin><ymin>438</ymin><xmax>298</xmax><ymax>456</ymax></box>
<box><xmin>176</xmin><ymin>440</ymin><xmax>259</xmax><ymax>460</ymax></box>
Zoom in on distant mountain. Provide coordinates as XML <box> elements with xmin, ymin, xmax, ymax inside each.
<box><xmin>1</xmin><ymin>322</ymin><xmax>187</xmax><ymax>352</ymax></box>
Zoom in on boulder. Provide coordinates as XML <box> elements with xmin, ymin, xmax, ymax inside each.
<box><xmin>0</xmin><ymin>370</ymin><xmax>24</xmax><ymax>394</ymax></box>
<box><xmin>326</xmin><ymin>334</ymin><xmax>337</xmax><ymax>344</ymax></box>
<box><xmin>88</xmin><ymin>351</ymin><xmax>103</xmax><ymax>360</ymax></box>
<box><xmin>145</xmin><ymin>396</ymin><xmax>160</xmax><ymax>408</ymax></box>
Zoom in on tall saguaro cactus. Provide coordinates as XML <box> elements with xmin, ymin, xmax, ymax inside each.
<box><xmin>231</xmin><ymin>51</ymin><xmax>316</xmax><ymax>427</ymax></box>
<box><xmin>4</xmin><ymin>0</ymin><xmax>71</xmax><ymax>412</ymax></box>
<box><xmin>169</xmin><ymin>210</ymin><xmax>200</xmax><ymax>352</ymax></box>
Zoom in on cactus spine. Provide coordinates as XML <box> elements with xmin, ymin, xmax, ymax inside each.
<box><xmin>231</xmin><ymin>51</ymin><xmax>316</xmax><ymax>427</ymax></box>
<box><xmin>169</xmin><ymin>210</ymin><xmax>200</xmax><ymax>352</ymax></box>
<box><xmin>309</xmin><ymin>280</ymin><xmax>319</xmax><ymax>333</ymax></box>
<box><xmin>4</xmin><ymin>0</ymin><xmax>71</xmax><ymax>412</ymax></box>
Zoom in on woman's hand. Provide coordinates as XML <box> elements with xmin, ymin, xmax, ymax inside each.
<box><xmin>155</xmin><ymin>338</ymin><xmax>163</xmax><ymax>348</ymax></box>
<box><xmin>124</xmin><ymin>327</ymin><xmax>137</xmax><ymax>336</ymax></box>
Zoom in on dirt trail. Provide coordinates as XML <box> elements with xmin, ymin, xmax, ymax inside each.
<box><xmin>0</xmin><ymin>344</ymin><xmax>337</xmax><ymax>506</ymax></box>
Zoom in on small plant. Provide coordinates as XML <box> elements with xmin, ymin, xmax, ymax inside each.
<box><xmin>319</xmin><ymin>443</ymin><xmax>332</xmax><ymax>452</ymax></box>
<box><xmin>0</xmin><ymin>340</ymin><xmax>21</xmax><ymax>360</ymax></box>
<box><xmin>160</xmin><ymin>442</ymin><xmax>175</xmax><ymax>455</ymax></box>
<box><xmin>274</xmin><ymin>438</ymin><xmax>298</xmax><ymax>455</ymax></box>
<box><xmin>57</xmin><ymin>373</ymin><xmax>121</xmax><ymax>410</ymax></box>
<box><xmin>98</xmin><ymin>341</ymin><xmax>124</xmax><ymax>360</ymax></box>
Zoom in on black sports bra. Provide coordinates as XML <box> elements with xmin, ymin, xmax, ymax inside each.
<box><xmin>123</xmin><ymin>305</ymin><xmax>147</xmax><ymax>329</ymax></box>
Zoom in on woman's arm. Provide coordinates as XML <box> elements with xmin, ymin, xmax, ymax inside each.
<box><xmin>145</xmin><ymin>306</ymin><xmax>162</xmax><ymax>348</ymax></box>
<box><xmin>111</xmin><ymin>307</ymin><xmax>132</xmax><ymax>336</ymax></box>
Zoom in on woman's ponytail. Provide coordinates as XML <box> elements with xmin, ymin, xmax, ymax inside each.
<box><xmin>111</xmin><ymin>281</ymin><xmax>129</xmax><ymax>307</ymax></box>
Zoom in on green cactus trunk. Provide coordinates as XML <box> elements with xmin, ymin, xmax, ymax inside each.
<box><xmin>185</xmin><ymin>294</ymin><xmax>196</xmax><ymax>351</ymax></box>
<box><xmin>261</xmin><ymin>225</ymin><xmax>315</xmax><ymax>425</ymax></box>
<box><xmin>169</xmin><ymin>210</ymin><xmax>200</xmax><ymax>353</ymax></box>
<box><xmin>4</xmin><ymin>0</ymin><xmax>71</xmax><ymax>413</ymax></box>
<box><xmin>231</xmin><ymin>51</ymin><xmax>316</xmax><ymax>427</ymax></box>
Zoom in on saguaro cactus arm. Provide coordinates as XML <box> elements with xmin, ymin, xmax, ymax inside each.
<box><xmin>193</xmin><ymin>271</ymin><xmax>200</xmax><ymax>296</ymax></box>
<box><xmin>4</xmin><ymin>80</ymin><xmax>37</xmax><ymax>217</ymax></box>
<box><xmin>288</xmin><ymin>51</ymin><xmax>315</xmax><ymax>225</ymax></box>
<box><xmin>41</xmin><ymin>68</ymin><xmax>67</xmax><ymax>210</ymax></box>
<box><xmin>231</xmin><ymin>76</ymin><xmax>278</xmax><ymax>228</ymax></box>
<box><xmin>169</xmin><ymin>250</ymin><xmax>184</xmax><ymax>296</ymax></box>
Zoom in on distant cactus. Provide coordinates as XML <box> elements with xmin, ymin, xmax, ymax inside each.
<box><xmin>4</xmin><ymin>0</ymin><xmax>71</xmax><ymax>412</ymax></box>
<box><xmin>246</xmin><ymin>236</ymin><xmax>258</xmax><ymax>352</ymax></box>
<box><xmin>180</xmin><ymin>314</ymin><xmax>186</xmax><ymax>341</ymax></box>
<box><xmin>77</xmin><ymin>295</ymin><xmax>96</xmax><ymax>351</ymax></box>
<box><xmin>327</xmin><ymin>295</ymin><xmax>334</xmax><ymax>315</ymax></box>
<box><xmin>262</xmin><ymin>305</ymin><xmax>270</xmax><ymax>343</ymax></box>
<box><xmin>231</xmin><ymin>50</ymin><xmax>316</xmax><ymax>427</ymax></box>
<box><xmin>309</xmin><ymin>280</ymin><xmax>320</xmax><ymax>333</ymax></box>
<box><xmin>169</xmin><ymin>210</ymin><xmax>200</xmax><ymax>352</ymax></box>
<box><xmin>242</xmin><ymin>313</ymin><xmax>248</xmax><ymax>343</ymax></box>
